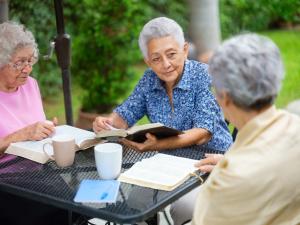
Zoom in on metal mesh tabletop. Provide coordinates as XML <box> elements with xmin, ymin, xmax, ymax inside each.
<box><xmin>0</xmin><ymin>145</ymin><xmax>223</xmax><ymax>224</ymax></box>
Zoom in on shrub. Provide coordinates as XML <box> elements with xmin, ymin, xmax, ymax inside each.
<box><xmin>67</xmin><ymin>0</ymin><xmax>152</xmax><ymax>113</ymax></box>
<box><xmin>9</xmin><ymin>0</ymin><xmax>62</xmax><ymax>98</ymax></box>
<box><xmin>220</xmin><ymin>0</ymin><xmax>300</xmax><ymax>38</ymax></box>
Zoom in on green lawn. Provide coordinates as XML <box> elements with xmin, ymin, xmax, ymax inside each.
<box><xmin>261</xmin><ymin>29</ymin><xmax>300</xmax><ymax>108</ymax></box>
<box><xmin>44</xmin><ymin>29</ymin><xmax>300</xmax><ymax>124</ymax></box>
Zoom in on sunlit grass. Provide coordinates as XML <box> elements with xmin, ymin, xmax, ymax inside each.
<box><xmin>260</xmin><ymin>29</ymin><xmax>300</xmax><ymax>108</ymax></box>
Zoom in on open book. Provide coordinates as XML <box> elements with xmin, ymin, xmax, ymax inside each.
<box><xmin>118</xmin><ymin>154</ymin><xmax>199</xmax><ymax>191</ymax></box>
<box><xmin>5</xmin><ymin>125</ymin><xmax>103</xmax><ymax>164</ymax></box>
<box><xmin>96</xmin><ymin>123</ymin><xmax>183</xmax><ymax>143</ymax></box>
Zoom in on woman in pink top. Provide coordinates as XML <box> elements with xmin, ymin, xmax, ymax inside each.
<box><xmin>0</xmin><ymin>21</ymin><xmax>78</xmax><ymax>225</ymax></box>
<box><xmin>0</xmin><ymin>22</ymin><xmax>56</xmax><ymax>153</ymax></box>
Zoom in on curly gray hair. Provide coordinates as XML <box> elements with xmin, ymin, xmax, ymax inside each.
<box><xmin>0</xmin><ymin>21</ymin><xmax>38</xmax><ymax>68</ymax></box>
<box><xmin>138</xmin><ymin>17</ymin><xmax>185</xmax><ymax>59</ymax></box>
<box><xmin>209</xmin><ymin>33</ymin><xmax>284</xmax><ymax>110</ymax></box>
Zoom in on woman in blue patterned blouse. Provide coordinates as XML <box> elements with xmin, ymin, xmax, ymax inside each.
<box><xmin>93</xmin><ymin>17</ymin><xmax>232</xmax><ymax>155</ymax></box>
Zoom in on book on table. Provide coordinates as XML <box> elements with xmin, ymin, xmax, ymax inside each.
<box><xmin>118</xmin><ymin>153</ymin><xmax>199</xmax><ymax>191</ymax></box>
<box><xmin>5</xmin><ymin>125</ymin><xmax>103</xmax><ymax>164</ymax></box>
<box><xmin>96</xmin><ymin>122</ymin><xmax>183</xmax><ymax>143</ymax></box>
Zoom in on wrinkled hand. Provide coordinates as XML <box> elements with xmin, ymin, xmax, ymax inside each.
<box><xmin>24</xmin><ymin>121</ymin><xmax>55</xmax><ymax>141</ymax></box>
<box><xmin>194</xmin><ymin>153</ymin><xmax>224</xmax><ymax>173</ymax></box>
<box><xmin>121</xmin><ymin>133</ymin><xmax>158</xmax><ymax>152</ymax></box>
<box><xmin>93</xmin><ymin>116</ymin><xmax>113</xmax><ymax>133</ymax></box>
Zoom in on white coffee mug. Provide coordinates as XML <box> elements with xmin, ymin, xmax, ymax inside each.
<box><xmin>43</xmin><ymin>134</ymin><xmax>76</xmax><ymax>167</ymax></box>
<box><xmin>94</xmin><ymin>143</ymin><xmax>123</xmax><ymax>180</ymax></box>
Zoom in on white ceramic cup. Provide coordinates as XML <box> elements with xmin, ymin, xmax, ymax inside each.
<box><xmin>94</xmin><ymin>143</ymin><xmax>123</xmax><ymax>180</ymax></box>
<box><xmin>43</xmin><ymin>134</ymin><xmax>76</xmax><ymax>167</ymax></box>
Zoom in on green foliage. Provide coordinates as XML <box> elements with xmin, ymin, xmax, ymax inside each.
<box><xmin>146</xmin><ymin>0</ymin><xmax>189</xmax><ymax>30</ymax></box>
<box><xmin>9</xmin><ymin>0</ymin><xmax>62</xmax><ymax>98</ymax></box>
<box><xmin>65</xmin><ymin>0</ymin><xmax>152</xmax><ymax>113</ymax></box>
<box><xmin>9</xmin><ymin>0</ymin><xmax>300</xmax><ymax>115</ymax></box>
<box><xmin>220</xmin><ymin>0</ymin><xmax>300</xmax><ymax>38</ymax></box>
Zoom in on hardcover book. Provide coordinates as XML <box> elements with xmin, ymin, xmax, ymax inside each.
<box><xmin>118</xmin><ymin>154</ymin><xmax>199</xmax><ymax>191</ymax></box>
<box><xmin>5</xmin><ymin>125</ymin><xmax>103</xmax><ymax>164</ymax></box>
<box><xmin>96</xmin><ymin>122</ymin><xmax>183</xmax><ymax>143</ymax></box>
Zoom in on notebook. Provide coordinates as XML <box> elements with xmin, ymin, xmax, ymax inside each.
<box><xmin>74</xmin><ymin>179</ymin><xmax>120</xmax><ymax>203</ymax></box>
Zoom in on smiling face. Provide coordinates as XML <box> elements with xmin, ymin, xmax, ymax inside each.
<box><xmin>0</xmin><ymin>46</ymin><xmax>36</xmax><ymax>92</ymax></box>
<box><xmin>144</xmin><ymin>36</ymin><xmax>189</xmax><ymax>88</ymax></box>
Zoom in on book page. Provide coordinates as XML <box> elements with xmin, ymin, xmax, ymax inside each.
<box><xmin>122</xmin><ymin>161</ymin><xmax>189</xmax><ymax>185</ymax></box>
<box><xmin>127</xmin><ymin>123</ymin><xmax>163</xmax><ymax>134</ymax></box>
<box><xmin>9</xmin><ymin>138</ymin><xmax>53</xmax><ymax>154</ymax></box>
<box><xmin>54</xmin><ymin>125</ymin><xmax>96</xmax><ymax>147</ymax></box>
<box><xmin>96</xmin><ymin>129</ymin><xmax>127</xmax><ymax>138</ymax></box>
<box><xmin>118</xmin><ymin>154</ymin><xmax>198</xmax><ymax>191</ymax></box>
<box><xmin>6</xmin><ymin>125</ymin><xmax>98</xmax><ymax>164</ymax></box>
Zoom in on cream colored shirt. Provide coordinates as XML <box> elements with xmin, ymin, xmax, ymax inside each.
<box><xmin>192</xmin><ymin>106</ymin><xmax>300</xmax><ymax>225</ymax></box>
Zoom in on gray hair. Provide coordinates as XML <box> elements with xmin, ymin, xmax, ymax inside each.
<box><xmin>209</xmin><ymin>33</ymin><xmax>284</xmax><ymax>110</ymax></box>
<box><xmin>138</xmin><ymin>17</ymin><xmax>185</xmax><ymax>59</ymax></box>
<box><xmin>0</xmin><ymin>21</ymin><xmax>38</xmax><ymax>68</ymax></box>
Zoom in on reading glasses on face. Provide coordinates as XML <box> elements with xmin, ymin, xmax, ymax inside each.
<box><xmin>9</xmin><ymin>57</ymin><xmax>38</xmax><ymax>71</ymax></box>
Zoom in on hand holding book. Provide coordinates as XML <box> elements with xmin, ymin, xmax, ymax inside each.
<box><xmin>6</xmin><ymin>125</ymin><xmax>104</xmax><ymax>164</ymax></box>
<box><xmin>96</xmin><ymin>122</ymin><xmax>183</xmax><ymax>143</ymax></box>
<box><xmin>93</xmin><ymin>115</ymin><xmax>116</xmax><ymax>133</ymax></box>
<box><xmin>120</xmin><ymin>132</ymin><xmax>158</xmax><ymax>152</ymax></box>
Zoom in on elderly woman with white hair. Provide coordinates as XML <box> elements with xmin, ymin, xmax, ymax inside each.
<box><xmin>0</xmin><ymin>21</ymin><xmax>56</xmax><ymax>154</ymax></box>
<box><xmin>0</xmin><ymin>21</ymin><xmax>77</xmax><ymax>225</ymax></box>
<box><xmin>93</xmin><ymin>17</ymin><xmax>232</xmax><ymax>155</ymax></box>
<box><xmin>191</xmin><ymin>34</ymin><xmax>300</xmax><ymax>224</ymax></box>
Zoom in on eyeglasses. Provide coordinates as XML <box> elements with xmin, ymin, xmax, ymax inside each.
<box><xmin>149</xmin><ymin>52</ymin><xmax>181</xmax><ymax>65</ymax></box>
<box><xmin>9</xmin><ymin>57</ymin><xmax>38</xmax><ymax>71</ymax></box>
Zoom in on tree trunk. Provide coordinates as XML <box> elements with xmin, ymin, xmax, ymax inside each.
<box><xmin>0</xmin><ymin>0</ymin><xmax>9</xmax><ymax>23</ymax></box>
<box><xmin>188</xmin><ymin>0</ymin><xmax>221</xmax><ymax>62</ymax></box>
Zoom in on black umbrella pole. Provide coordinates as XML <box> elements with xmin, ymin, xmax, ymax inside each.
<box><xmin>62</xmin><ymin>69</ymin><xmax>73</xmax><ymax>125</ymax></box>
<box><xmin>55</xmin><ymin>33</ymin><xmax>73</xmax><ymax>125</ymax></box>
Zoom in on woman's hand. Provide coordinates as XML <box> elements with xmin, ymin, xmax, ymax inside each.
<box><xmin>23</xmin><ymin>121</ymin><xmax>55</xmax><ymax>141</ymax></box>
<box><xmin>52</xmin><ymin>117</ymin><xmax>58</xmax><ymax>126</ymax></box>
<box><xmin>194</xmin><ymin>153</ymin><xmax>224</xmax><ymax>173</ymax></box>
<box><xmin>121</xmin><ymin>133</ymin><xmax>158</xmax><ymax>152</ymax></box>
<box><xmin>93</xmin><ymin>116</ymin><xmax>114</xmax><ymax>133</ymax></box>
<box><xmin>0</xmin><ymin>121</ymin><xmax>56</xmax><ymax>152</ymax></box>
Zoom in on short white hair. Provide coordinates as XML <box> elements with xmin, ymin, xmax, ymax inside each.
<box><xmin>209</xmin><ymin>33</ymin><xmax>284</xmax><ymax>110</ymax></box>
<box><xmin>138</xmin><ymin>17</ymin><xmax>185</xmax><ymax>59</ymax></box>
<box><xmin>0</xmin><ymin>21</ymin><xmax>38</xmax><ymax>68</ymax></box>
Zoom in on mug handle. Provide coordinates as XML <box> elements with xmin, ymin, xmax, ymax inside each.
<box><xmin>43</xmin><ymin>142</ymin><xmax>55</xmax><ymax>160</ymax></box>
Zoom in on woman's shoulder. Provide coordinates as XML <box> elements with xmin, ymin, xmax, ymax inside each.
<box><xmin>27</xmin><ymin>76</ymin><xmax>38</xmax><ymax>84</ymax></box>
<box><xmin>138</xmin><ymin>68</ymin><xmax>158</xmax><ymax>85</ymax></box>
<box><xmin>22</xmin><ymin>76</ymin><xmax>40</xmax><ymax>92</ymax></box>
<box><xmin>185</xmin><ymin>60</ymin><xmax>211</xmax><ymax>86</ymax></box>
<box><xmin>186</xmin><ymin>59</ymin><xmax>208</xmax><ymax>72</ymax></box>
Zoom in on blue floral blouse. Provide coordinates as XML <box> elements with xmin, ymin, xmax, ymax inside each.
<box><xmin>114</xmin><ymin>60</ymin><xmax>232</xmax><ymax>155</ymax></box>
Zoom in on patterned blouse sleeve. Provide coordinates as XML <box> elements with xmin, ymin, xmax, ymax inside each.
<box><xmin>192</xmin><ymin>65</ymin><xmax>220</xmax><ymax>134</ymax></box>
<box><xmin>113</xmin><ymin>71</ymin><xmax>149</xmax><ymax>127</ymax></box>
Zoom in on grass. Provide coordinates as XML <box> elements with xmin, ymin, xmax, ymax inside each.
<box><xmin>261</xmin><ymin>29</ymin><xmax>300</xmax><ymax>108</ymax></box>
<box><xmin>44</xmin><ymin>29</ymin><xmax>300</xmax><ymax>124</ymax></box>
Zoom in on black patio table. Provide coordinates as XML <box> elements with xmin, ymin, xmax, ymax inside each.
<box><xmin>0</xmin><ymin>145</ymin><xmax>222</xmax><ymax>224</ymax></box>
